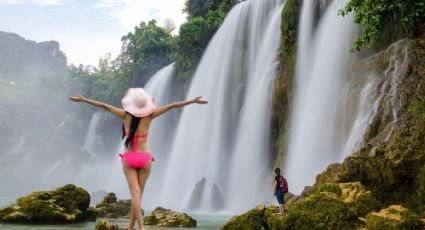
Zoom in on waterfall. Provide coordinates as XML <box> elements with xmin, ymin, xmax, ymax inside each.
<box><xmin>81</xmin><ymin>112</ymin><xmax>101</xmax><ymax>159</ymax></box>
<box><xmin>284</xmin><ymin>0</ymin><xmax>407</xmax><ymax>195</ymax></box>
<box><xmin>157</xmin><ymin>0</ymin><xmax>283</xmax><ymax>213</ymax></box>
<box><xmin>284</xmin><ymin>0</ymin><xmax>356</xmax><ymax>194</ymax></box>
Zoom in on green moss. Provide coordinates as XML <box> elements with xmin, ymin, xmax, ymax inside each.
<box><xmin>281</xmin><ymin>192</ymin><xmax>357</xmax><ymax>230</ymax></box>
<box><xmin>143</xmin><ymin>207</ymin><xmax>196</xmax><ymax>228</ymax></box>
<box><xmin>95</xmin><ymin>221</ymin><xmax>121</xmax><ymax>230</ymax></box>
<box><xmin>222</xmin><ymin>205</ymin><xmax>287</xmax><ymax>229</ymax></box>
<box><xmin>0</xmin><ymin>184</ymin><xmax>93</xmax><ymax>224</ymax></box>
<box><xmin>271</xmin><ymin>0</ymin><xmax>302</xmax><ymax>167</ymax></box>
<box><xmin>366</xmin><ymin>205</ymin><xmax>424</xmax><ymax>230</ymax></box>
<box><xmin>318</xmin><ymin>183</ymin><xmax>343</xmax><ymax>196</ymax></box>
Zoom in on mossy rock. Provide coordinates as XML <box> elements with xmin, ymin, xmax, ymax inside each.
<box><xmin>143</xmin><ymin>207</ymin><xmax>196</xmax><ymax>228</ymax></box>
<box><xmin>222</xmin><ymin>205</ymin><xmax>284</xmax><ymax>230</ymax></box>
<box><xmin>95</xmin><ymin>221</ymin><xmax>123</xmax><ymax>230</ymax></box>
<box><xmin>366</xmin><ymin>205</ymin><xmax>424</xmax><ymax>229</ymax></box>
<box><xmin>95</xmin><ymin>193</ymin><xmax>131</xmax><ymax>218</ymax></box>
<box><xmin>281</xmin><ymin>192</ymin><xmax>358</xmax><ymax>230</ymax></box>
<box><xmin>0</xmin><ymin>184</ymin><xmax>95</xmax><ymax>223</ymax></box>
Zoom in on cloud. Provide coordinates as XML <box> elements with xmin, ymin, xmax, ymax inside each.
<box><xmin>93</xmin><ymin>0</ymin><xmax>186</xmax><ymax>32</ymax></box>
<box><xmin>31</xmin><ymin>0</ymin><xmax>63</xmax><ymax>6</ymax></box>
<box><xmin>0</xmin><ymin>0</ymin><xmax>63</xmax><ymax>6</ymax></box>
<box><xmin>0</xmin><ymin>0</ymin><xmax>24</xmax><ymax>5</ymax></box>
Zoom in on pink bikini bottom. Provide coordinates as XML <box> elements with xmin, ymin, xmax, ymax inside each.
<box><xmin>119</xmin><ymin>151</ymin><xmax>154</xmax><ymax>169</ymax></box>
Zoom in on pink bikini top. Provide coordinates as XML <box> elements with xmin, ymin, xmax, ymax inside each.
<box><xmin>124</xmin><ymin>131</ymin><xmax>148</xmax><ymax>152</ymax></box>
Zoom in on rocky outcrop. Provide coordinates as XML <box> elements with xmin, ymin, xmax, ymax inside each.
<box><xmin>95</xmin><ymin>193</ymin><xmax>131</xmax><ymax>218</ymax></box>
<box><xmin>271</xmin><ymin>0</ymin><xmax>302</xmax><ymax>167</ymax></box>
<box><xmin>226</xmin><ymin>37</ymin><xmax>425</xmax><ymax>229</ymax></box>
<box><xmin>0</xmin><ymin>184</ymin><xmax>96</xmax><ymax>223</ymax></box>
<box><xmin>313</xmin><ymin>39</ymin><xmax>425</xmax><ymax>212</ymax></box>
<box><xmin>143</xmin><ymin>207</ymin><xmax>196</xmax><ymax>228</ymax></box>
<box><xmin>365</xmin><ymin>205</ymin><xmax>424</xmax><ymax>229</ymax></box>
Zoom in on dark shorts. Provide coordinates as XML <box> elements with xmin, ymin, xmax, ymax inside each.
<box><xmin>275</xmin><ymin>190</ymin><xmax>285</xmax><ymax>204</ymax></box>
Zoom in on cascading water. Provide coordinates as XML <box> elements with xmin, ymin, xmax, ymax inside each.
<box><xmin>81</xmin><ymin>112</ymin><xmax>101</xmax><ymax>159</ymax></box>
<box><xmin>157</xmin><ymin>0</ymin><xmax>283</xmax><ymax>213</ymax></box>
<box><xmin>284</xmin><ymin>0</ymin><xmax>407</xmax><ymax>195</ymax></box>
<box><xmin>284</xmin><ymin>0</ymin><xmax>357</xmax><ymax>194</ymax></box>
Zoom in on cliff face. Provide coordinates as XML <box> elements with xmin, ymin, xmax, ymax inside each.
<box><xmin>314</xmin><ymin>38</ymin><xmax>425</xmax><ymax>212</ymax></box>
<box><xmin>270</xmin><ymin>0</ymin><xmax>302</xmax><ymax>167</ymax></box>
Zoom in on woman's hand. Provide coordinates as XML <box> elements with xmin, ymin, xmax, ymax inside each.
<box><xmin>69</xmin><ymin>94</ymin><xmax>86</xmax><ymax>102</ymax></box>
<box><xmin>191</xmin><ymin>96</ymin><xmax>208</xmax><ymax>104</ymax></box>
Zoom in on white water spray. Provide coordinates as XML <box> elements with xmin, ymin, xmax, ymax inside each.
<box><xmin>285</xmin><ymin>0</ymin><xmax>356</xmax><ymax>194</ymax></box>
<box><xmin>157</xmin><ymin>0</ymin><xmax>283</xmax><ymax>213</ymax></box>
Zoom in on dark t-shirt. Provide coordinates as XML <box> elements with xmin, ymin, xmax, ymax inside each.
<box><xmin>274</xmin><ymin>175</ymin><xmax>280</xmax><ymax>192</ymax></box>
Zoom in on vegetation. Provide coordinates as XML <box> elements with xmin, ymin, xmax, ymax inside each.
<box><xmin>339</xmin><ymin>0</ymin><xmax>425</xmax><ymax>51</ymax></box>
<box><xmin>173</xmin><ymin>0</ymin><xmax>239</xmax><ymax>79</ymax></box>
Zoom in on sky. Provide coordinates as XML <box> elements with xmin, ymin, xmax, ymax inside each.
<box><xmin>0</xmin><ymin>0</ymin><xmax>187</xmax><ymax>66</ymax></box>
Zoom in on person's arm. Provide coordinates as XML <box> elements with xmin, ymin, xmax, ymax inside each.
<box><xmin>273</xmin><ymin>179</ymin><xmax>277</xmax><ymax>195</ymax></box>
<box><xmin>151</xmin><ymin>96</ymin><xmax>208</xmax><ymax>119</ymax></box>
<box><xmin>70</xmin><ymin>95</ymin><xmax>126</xmax><ymax>119</ymax></box>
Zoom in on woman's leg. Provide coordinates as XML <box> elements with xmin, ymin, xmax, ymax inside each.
<box><xmin>137</xmin><ymin>161</ymin><xmax>152</xmax><ymax>221</ymax></box>
<box><xmin>123</xmin><ymin>162</ymin><xmax>143</xmax><ymax>229</ymax></box>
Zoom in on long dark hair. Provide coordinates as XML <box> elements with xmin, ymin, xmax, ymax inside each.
<box><xmin>275</xmin><ymin>168</ymin><xmax>281</xmax><ymax>176</ymax></box>
<box><xmin>122</xmin><ymin>113</ymin><xmax>141</xmax><ymax>148</ymax></box>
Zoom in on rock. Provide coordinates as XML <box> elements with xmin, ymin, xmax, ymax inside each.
<box><xmin>366</xmin><ymin>205</ymin><xmax>424</xmax><ymax>229</ymax></box>
<box><xmin>95</xmin><ymin>193</ymin><xmax>132</xmax><ymax>218</ymax></box>
<box><xmin>222</xmin><ymin>205</ymin><xmax>283</xmax><ymax>230</ymax></box>
<box><xmin>187</xmin><ymin>177</ymin><xmax>225</xmax><ymax>210</ymax></box>
<box><xmin>95</xmin><ymin>221</ymin><xmax>126</xmax><ymax>230</ymax></box>
<box><xmin>143</xmin><ymin>207</ymin><xmax>196</xmax><ymax>228</ymax></box>
<box><xmin>0</xmin><ymin>184</ymin><xmax>95</xmax><ymax>223</ymax></box>
<box><xmin>281</xmin><ymin>192</ymin><xmax>358</xmax><ymax>230</ymax></box>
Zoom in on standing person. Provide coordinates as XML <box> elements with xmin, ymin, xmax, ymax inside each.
<box><xmin>273</xmin><ymin>168</ymin><xmax>288</xmax><ymax>216</ymax></box>
<box><xmin>70</xmin><ymin>88</ymin><xmax>207</xmax><ymax>230</ymax></box>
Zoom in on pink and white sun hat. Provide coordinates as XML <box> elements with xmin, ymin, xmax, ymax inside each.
<box><xmin>121</xmin><ymin>88</ymin><xmax>156</xmax><ymax>117</ymax></box>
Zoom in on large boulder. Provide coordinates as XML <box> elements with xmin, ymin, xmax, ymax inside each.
<box><xmin>95</xmin><ymin>193</ymin><xmax>131</xmax><ymax>218</ymax></box>
<box><xmin>0</xmin><ymin>184</ymin><xmax>96</xmax><ymax>223</ymax></box>
<box><xmin>143</xmin><ymin>207</ymin><xmax>196</xmax><ymax>228</ymax></box>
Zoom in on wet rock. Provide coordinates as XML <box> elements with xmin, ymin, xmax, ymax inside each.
<box><xmin>187</xmin><ymin>177</ymin><xmax>225</xmax><ymax>210</ymax></box>
<box><xmin>95</xmin><ymin>221</ymin><xmax>126</xmax><ymax>230</ymax></box>
<box><xmin>143</xmin><ymin>207</ymin><xmax>196</xmax><ymax>227</ymax></box>
<box><xmin>222</xmin><ymin>205</ymin><xmax>284</xmax><ymax>230</ymax></box>
<box><xmin>365</xmin><ymin>205</ymin><xmax>424</xmax><ymax>229</ymax></box>
<box><xmin>95</xmin><ymin>193</ymin><xmax>131</xmax><ymax>218</ymax></box>
<box><xmin>0</xmin><ymin>184</ymin><xmax>95</xmax><ymax>223</ymax></box>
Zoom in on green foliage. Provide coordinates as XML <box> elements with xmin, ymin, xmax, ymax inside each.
<box><xmin>173</xmin><ymin>0</ymin><xmax>239</xmax><ymax>79</ymax></box>
<box><xmin>117</xmin><ymin>20</ymin><xmax>173</xmax><ymax>86</ymax></box>
<box><xmin>339</xmin><ymin>0</ymin><xmax>425</xmax><ymax>51</ymax></box>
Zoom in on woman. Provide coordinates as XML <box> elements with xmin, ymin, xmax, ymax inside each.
<box><xmin>70</xmin><ymin>88</ymin><xmax>207</xmax><ymax>230</ymax></box>
<box><xmin>273</xmin><ymin>168</ymin><xmax>287</xmax><ymax>216</ymax></box>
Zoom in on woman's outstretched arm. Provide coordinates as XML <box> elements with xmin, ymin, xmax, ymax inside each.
<box><xmin>70</xmin><ymin>95</ymin><xmax>126</xmax><ymax>119</ymax></box>
<box><xmin>152</xmin><ymin>96</ymin><xmax>207</xmax><ymax>119</ymax></box>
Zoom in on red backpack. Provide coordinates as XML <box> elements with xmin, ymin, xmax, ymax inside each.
<box><xmin>278</xmin><ymin>175</ymin><xmax>288</xmax><ymax>193</ymax></box>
